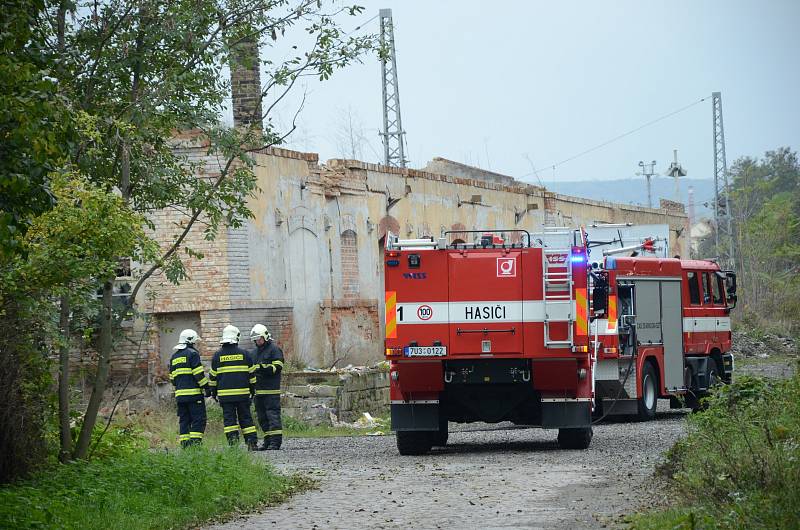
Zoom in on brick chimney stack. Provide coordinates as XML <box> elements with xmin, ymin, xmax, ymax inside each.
<box><xmin>230</xmin><ymin>35</ymin><xmax>263</xmax><ymax>131</ymax></box>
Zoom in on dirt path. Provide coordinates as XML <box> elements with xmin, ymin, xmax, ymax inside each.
<box><xmin>209</xmin><ymin>404</ymin><xmax>685</xmax><ymax>530</ymax></box>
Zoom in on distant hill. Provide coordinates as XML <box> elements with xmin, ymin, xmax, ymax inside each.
<box><xmin>541</xmin><ymin>177</ymin><xmax>716</xmax><ymax>219</ymax></box>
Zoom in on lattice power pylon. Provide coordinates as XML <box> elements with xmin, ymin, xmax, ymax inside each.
<box><xmin>712</xmin><ymin>92</ymin><xmax>735</xmax><ymax>269</ymax></box>
<box><xmin>379</xmin><ymin>9</ymin><xmax>407</xmax><ymax>168</ymax></box>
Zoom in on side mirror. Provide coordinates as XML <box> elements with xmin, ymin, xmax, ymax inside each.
<box><xmin>620</xmin><ymin>314</ymin><xmax>636</xmax><ymax>328</ymax></box>
<box><xmin>727</xmin><ymin>293</ymin><xmax>737</xmax><ymax>310</ymax></box>
<box><xmin>724</xmin><ymin>271</ymin><xmax>737</xmax><ymax>310</ymax></box>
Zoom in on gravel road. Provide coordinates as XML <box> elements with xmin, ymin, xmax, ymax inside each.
<box><xmin>209</xmin><ymin>402</ymin><xmax>686</xmax><ymax>530</ymax></box>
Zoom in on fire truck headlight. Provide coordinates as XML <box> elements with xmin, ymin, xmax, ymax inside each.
<box><xmin>577</xmin><ymin>368</ymin><xmax>587</xmax><ymax>380</ymax></box>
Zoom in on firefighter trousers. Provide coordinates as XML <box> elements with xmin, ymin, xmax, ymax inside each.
<box><xmin>255</xmin><ymin>394</ymin><xmax>282</xmax><ymax>448</ymax></box>
<box><xmin>221</xmin><ymin>399</ymin><xmax>257</xmax><ymax>445</ymax></box>
<box><xmin>177</xmin><ymin>399</ymin><xmax>206</xmax><ymax>447</ymax></box>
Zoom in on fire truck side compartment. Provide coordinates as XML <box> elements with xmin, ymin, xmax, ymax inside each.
<box><xmin>660</xmin><ymin>278</ymin><xmax>685</xmax><ymax>390</ymax></box>
<box><xmin>629</xmin><ymin>278</ymin><xmax>684</xmax><ymax>392</ymax></box>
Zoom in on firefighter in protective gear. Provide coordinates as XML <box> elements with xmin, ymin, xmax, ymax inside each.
<box><xmin>250</xmin><ymin>324</ymin><xmax>284</xmax><ymax>450</ymax></box>
<box><xmin>169</xmin><ymin>329</ymin><xmax>208</xmax><ymax>448</ymax></box>
<box><xmin>209</xmin><ymin>325</ymin><xmax>259</xmax><ymax>450</ymax></box>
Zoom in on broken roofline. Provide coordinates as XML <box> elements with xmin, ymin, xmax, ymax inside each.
<box><xmin>171</xmin><ymin>128</ymin><xmax>685</xmax><ymax>217</ymax></box>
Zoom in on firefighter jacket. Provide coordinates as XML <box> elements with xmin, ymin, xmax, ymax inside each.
<box><xmin>169</xmin><ymin>346</ymin><xmax>208</xmax><ymax>403</ymax></box>
<box><xmin>253</xmin><ymin>340</ymin><xmax>284</xmax><ymax>395</ymax></box>
<box><xmin>209</xmin><ymin>343</ymin><xmax>256</xmax><ymax>402</ymax></box>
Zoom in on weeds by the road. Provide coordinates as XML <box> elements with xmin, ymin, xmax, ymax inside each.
<box><xmin>0</xmin><ymin>444</ymin><xmax>309</xmax><ymax>529</ymax></box>
<box><xmin>628</xmin><ymin>367</ymin><xmax>800</xmax><ymax>529</ymax></box>
<box><xmin>130</xmin><ymin>404</ymin><xmax>380</xmax><ymax>449</ymax></box>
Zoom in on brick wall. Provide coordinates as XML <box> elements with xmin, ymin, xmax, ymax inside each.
<box><xmin>227</xmin><ymin>224</ymin><xmax>250</xmax><ymax>302</ymax></box>
<box><xmin>198</xmin><ymin>306</ymin><xmax>294</xmax><ymax>361</ymax></box>
<box><xmin>340</xmin><ymin>230</ymin><xmax>359</xmax><ymax>299</ymax></box>
<box><xmin>230</xmin><ymin>36</ymin><xmax>263</xmax><ymax>130</ymax></box>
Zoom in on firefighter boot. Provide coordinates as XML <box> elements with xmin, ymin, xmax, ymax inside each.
<box><xmin>246</xmin><ymin>437</ymin><xmax>258</xmax><ymax>451</ymax></box>
<box><xmin>267</xmin><ymin>434</ymin><xmax>282</xmax><ymax>450</ymax></box>
<box><xmin>180</xmin><ymin>440</ymin><xmax>191</xmax><ymax>449</ymax></box>
<box><xmin>225</xmin><ymin>432</ymin><xmax>240</xmax><ymax>446</ymax></box>
<box><xmin>258</xmin><ymin>437</ymin><xmax>270</xmax><ymax>451</ymax></box>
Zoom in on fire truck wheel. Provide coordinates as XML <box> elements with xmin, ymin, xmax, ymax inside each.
<box><xmin>396</xmin><ymin>431</ymin><xmax>433</xmax><ymax>455</ymax></box>
<box><xmin>637</xmin><ymin>362</ymin><xmax>658</xmax><ymax>421</ymax></box>
<box><xmin>557</xmin><ymin>427</ymin><xmax>593</xmax><ymax>450</ymax></box>
<box><xmin>432</xmin><ymin>418</ymin><xmax>449</xmax><ymax>447</ymax></box>
<box><xmin>707</xmin><ymin>359</ymin><xmax>722</xmax><ymax>388</ymax></box>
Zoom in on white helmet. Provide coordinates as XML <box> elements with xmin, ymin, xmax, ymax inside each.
<box><xmin>173</xmin><ymin>329</ymin><xmax>201</xmax><ymax>350</ymax></box>
<box><xmin>250</xmin><ymin>324</ymin><xmax>271</xmax><ymax>342</ymax></box>
<box><xmin>220</xmin><ymin>325</ymin><xmax>240</xmax><ymax>344</ymax></box>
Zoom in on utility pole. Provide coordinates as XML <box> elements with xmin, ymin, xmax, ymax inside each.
<box><xmin>379</xmin><ymin>9</ymin><xmax>407</xmax><ymax>168</ymax></box>
<box><xmin>712</xmin><ymin>92</ymin><xmax>735</xmax><ymax>269</ymax></box>
<box><xmin>637</xmin><ymin>160</ymin><xmax>657</xmax><ymax>208</ymax></box>
<box><xmin>666</xmin><ymin>149</ymin><xmax>686</xmax><ymax>201</ymax></box>
<box><xmin>687</xmin><ymin>185</ymin><xmax>695</xmax><ymax>258</ymax></box>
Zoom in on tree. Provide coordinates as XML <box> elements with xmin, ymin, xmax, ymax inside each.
<box><xmin>26</xmin><ymin>0</ymin><xmax>380</xmax><ymax>459</ymax></box>
<box><xmin>0</xmin><ymin>0</ymin><xmax>74</xmax><ymax>257</ymax></box>
<box><xmin>728</xmin><ymin>147</ymin><xmax>800</xmax><ymax>333</ymax></box>
<box><xmin>331</xmin><ymin>105</ymin><xmax>376</xmax><ymax>161</ymax></box>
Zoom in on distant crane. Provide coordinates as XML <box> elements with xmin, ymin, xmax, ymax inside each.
<box><xmin>379</xmin><ymin>9</ymin><xmax>407</xmax><ymax>168</ymax></box>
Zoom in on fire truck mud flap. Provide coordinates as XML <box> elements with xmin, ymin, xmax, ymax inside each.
<box><xmin>391</xmin><ymin>402</ymin><xmax>440</xmax><ymax>431</ymax></box>
<box><xmin>540</xmin><ymin>399</ymin><xmax>592</xmax><ymax>428</ymax></box>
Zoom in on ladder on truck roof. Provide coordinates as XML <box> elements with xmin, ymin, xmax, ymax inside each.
<box><xmin>541</xmin><ymin>228</ymin><xmax>574</xmax><ymax>348</ymax></box>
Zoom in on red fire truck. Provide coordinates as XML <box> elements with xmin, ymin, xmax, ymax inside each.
<box><xmin>384</xmin><ymin>228</ymin><xmax>596</xmax><ymax>455</ymax></box>
<box><xmin>589</xmin><ymin>250</ymin><xmax>737</xmax><ymax>420</ymax></box>
<box><xmin>383</xmin><ymin>228</ymin><xmax>737</xmax><ymax>455</ymax></box>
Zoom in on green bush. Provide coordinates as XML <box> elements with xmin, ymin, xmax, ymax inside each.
<box><xmin>0</xmin><ymin>447</ymin><xmax>307</xmax><ymax>529</ymax></box>
<box><xmin>633</xmin><ymin>371</ymin><xmax>800</xmax><ymax>529</ymax></box>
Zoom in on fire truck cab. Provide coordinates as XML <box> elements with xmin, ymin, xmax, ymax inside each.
<box><xmin>384</xmin><ymin>229</ymin><xmax>595</xmax><ymax>455</ymax></box>
<box><xmin>590</xmin><ymin>254</ymin><xmax>737</xmax><ymax>419</ymax></box>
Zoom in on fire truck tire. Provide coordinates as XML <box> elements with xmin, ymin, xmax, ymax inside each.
<box><xmin>637</xmin><ymin>361</ymin><xmax>658</xmax><ymax>421</ymax></box>
<box><xmin>396</xmin><ymin>431</ymin><xmax>433</xmax><ymax>455</ymax></box>
<box><xmin>432</xmin><ymin>418</ymin><xmax>449</xmax><ymax>447</ymax></box>
<box><xmin>707</xmin><ymin>359</ymin><xmax>722</xmax><ymax>388</ymax></box>
<box><xmin>557</xmin><ymin>427</ymin><xmax>593</xmax><ymax>449</ymax></box>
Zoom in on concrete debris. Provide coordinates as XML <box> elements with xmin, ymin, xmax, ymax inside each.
<box><xmin>300</xmin><ymin>361</ymin><xmax>390</xmax><ymax>374</ymax></box>
<box><xmin>730</xmin><ymin>330</ymin><xmax>798</xmax><ymax>358</ymax></box>
<box><xmin>329</xmin><ymin>411</ymin><xmax>388</xmax><ymax>432</ymax></box>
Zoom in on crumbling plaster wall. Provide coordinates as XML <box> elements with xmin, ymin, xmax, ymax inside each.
<box><xmin>124</xmin><ymin>140</ymin><xmax>687</xmax><ymax>377</ymax></box>
<box><xmin>241</xmin><ymin>153</ymin><xmax>687</xmax><ymax>369</ymax></box>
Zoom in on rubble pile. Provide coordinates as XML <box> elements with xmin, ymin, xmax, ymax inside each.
<box><xmin>731</xmin><ymin>330</ymin><xmax>798</xmax><ymax>359</ymax></box>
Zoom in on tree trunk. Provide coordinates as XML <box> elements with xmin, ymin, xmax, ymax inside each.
<box><xmin>58</xmin><ymin>294</ymin><xmax>71</xmax><ymax>463</ymax></box>
<box><xmin>72</xmin><ymin>280</ymin><xmax>113</xmax><ymax>460</ymax></box>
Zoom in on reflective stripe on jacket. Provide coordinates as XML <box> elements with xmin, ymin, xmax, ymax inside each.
<box><xmin>253</xmin><ymin>340</ymin><xmax>284</xmax><ymax>393</ymax></box>
<box><xmin>169</xmin><ymin>347</ymin><xmax>207</xmax><ymax>403</ymax></box>
<box><xmin>209</xmin><ymin>344</ymin><xmax>255</xmax><ymax>402</ymax></box>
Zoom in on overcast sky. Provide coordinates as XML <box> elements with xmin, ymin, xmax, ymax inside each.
<box><xmin>261</xmin><ymin>1</ymin><xmax>799</xmax><ymax>192</ymax></box>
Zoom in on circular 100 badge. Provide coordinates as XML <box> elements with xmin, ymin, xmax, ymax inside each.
<box><xmin>417</xmin><ymin>305</ymin><xmax>433</xmax><ymax>320</ymax></box>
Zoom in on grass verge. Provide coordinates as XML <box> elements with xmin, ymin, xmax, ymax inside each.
<box><xmin>131</xmin><ymin>404</ymin><xmax>384</xmax><ymax>449</ymax></box>
<box><xmin>627</xmin><ymin>367</ymin><xmax>800</xmax><ymax>529</ymax></box>
<box><xmin>0</xmin><ymin>446</ymin><xmax>312</xmax><ymax>529</ymax></box>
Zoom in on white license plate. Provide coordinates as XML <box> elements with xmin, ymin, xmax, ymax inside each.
<box><xmin>404</xmin><ymin>346</ymin><xmax>447</xmax><ymax>357</ymax></box>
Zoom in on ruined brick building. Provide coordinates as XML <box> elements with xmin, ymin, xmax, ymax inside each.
<box><xmin>107</xmin><ymin>45</ymin><xmax>689</xmax><ymax>383</ymax></box>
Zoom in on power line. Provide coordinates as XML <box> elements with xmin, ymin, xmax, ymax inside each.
<box><xmin>522</xmin><ymin>95</ymin><xmax>711</xmax><ymax>177</ymax></box>
<box><xmin>343</xmin><ymin>13</ymin><xmax>379</xmax><ymax>37</ymax></box>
